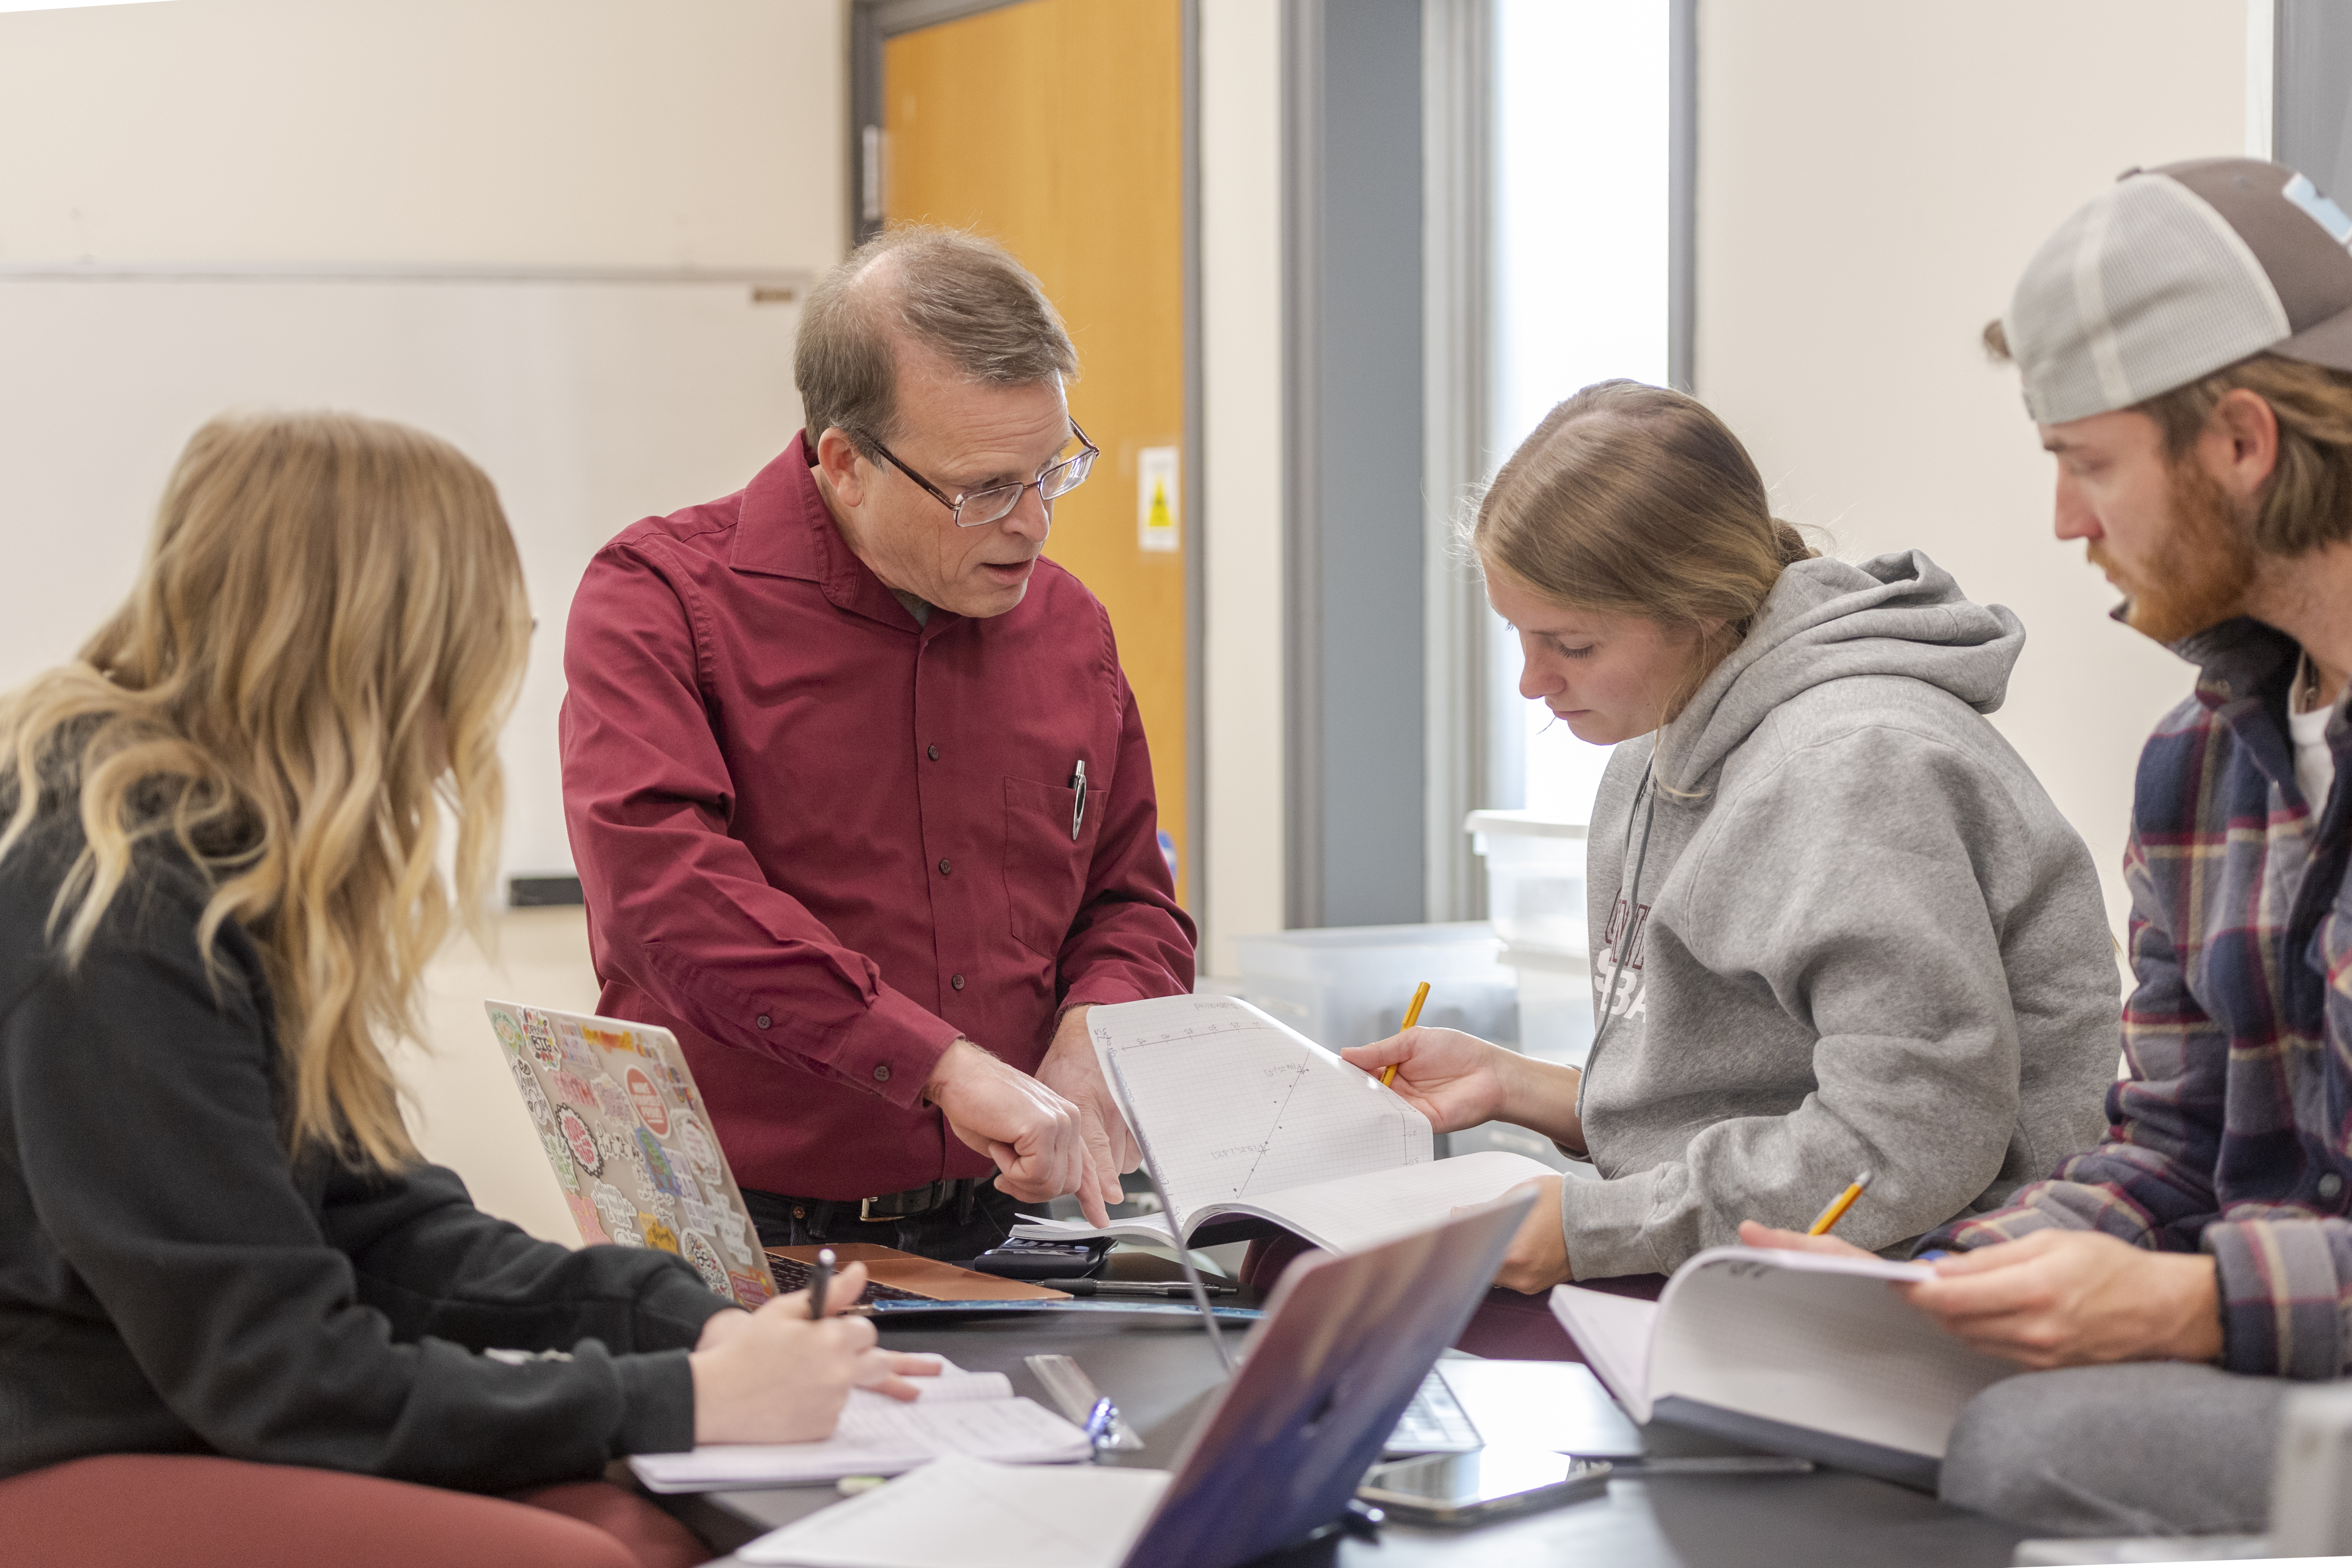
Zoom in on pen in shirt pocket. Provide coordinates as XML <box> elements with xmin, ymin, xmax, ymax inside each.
<box><xmin>1070</xmin><ymin>758</ymin><xmax>1088</xmax><ymax>841</ymax></box>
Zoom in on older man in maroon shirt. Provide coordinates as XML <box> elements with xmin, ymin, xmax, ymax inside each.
<box><xmin>560</xmin><ymin>227</ymin><xmax>1196</xmax><ymax>1259</ymax></box>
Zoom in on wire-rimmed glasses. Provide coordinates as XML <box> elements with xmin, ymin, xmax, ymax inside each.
<box><xmin>861</xmin><ymin>419</ymin><xmax>1099</xmax><ymax>528</ymax></box>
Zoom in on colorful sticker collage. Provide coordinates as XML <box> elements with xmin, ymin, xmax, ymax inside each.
<box><xmin>488</xmin><ymin>1005</ymin><xmax>771</xmax><ymax>1311</ymax></box>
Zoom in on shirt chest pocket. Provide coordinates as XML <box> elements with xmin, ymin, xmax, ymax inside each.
<box><xmin>1003</xmin><ymin>775</ymin><xmax>1096</xmax><ymax>958</ymax></box>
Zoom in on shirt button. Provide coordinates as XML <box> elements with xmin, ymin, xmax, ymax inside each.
<box><xmin>928</xmin><ymin>744</ymin><xmax>940</xmax><ymax>760</ymax></box>
<box><xmin>2322</xmin><ymin>1173</ymin><xmax>2344</xmax><ymax>1200</ymax></box>
<box><xmin>755</xmin><ymin>1014</ymin><xmax>772</xmax><ymax>1030</ymax></box>
<box><xmin>951</xmin><ymin>974</ymin><xmax>966</xmax><ymax>991</ymax></box>
<box><xmin>873</xmin><ymin>1064</ymin><xmax>891</xmax><ymax>1084</ymax></box>
<box><xmin>938</xmin><ymin>858</ymin><xmax>952</xmax><ymax>875</ymax></box>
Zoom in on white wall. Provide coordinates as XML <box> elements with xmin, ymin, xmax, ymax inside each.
<box><xmin>1198</xmin><ymin>0</ymin><xmax>1288</xmax><ymax>976</ymax></box>
<box><xmin>0</xmin><ymin>0</ymin><xmax>843</xmax><ymax>267</ymax></box>
<box><xmin>1694</xmin><ymin>0</ymin><xmax>2250</xmax><ymax>932</ymax></box>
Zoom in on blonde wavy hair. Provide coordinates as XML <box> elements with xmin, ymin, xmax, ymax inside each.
<box><xmin>0</xmin><ymin>412</ymin><xmax>529</xmax><ymax>1170</ymax></box>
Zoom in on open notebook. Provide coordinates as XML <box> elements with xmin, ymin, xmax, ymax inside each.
<box><xmin>629</xmin><ymin>1359</ymin><xmax>1090</xmax><ymax>1491</ymax></box>
<box><xmin>1013</xmin><ymin>994</ymin><xmax>1555</xmax><ymax>1253</ymax></box>
<box><xmin>1550</xmin><ymin>1247</ymin><xmax>2019</xmax><ymax>1491</ymax></box>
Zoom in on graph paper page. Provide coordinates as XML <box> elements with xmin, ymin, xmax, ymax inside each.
<box><xmin>1089</xmin><ymin>995</ymin><xmax>1432</xmax><ymax>1234</ymax></box>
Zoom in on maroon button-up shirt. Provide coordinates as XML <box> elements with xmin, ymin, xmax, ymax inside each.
<box><xmin>559</xmin><ymin>435</ymin><xmax>1196</xmax><ymax>1200</ymax></box>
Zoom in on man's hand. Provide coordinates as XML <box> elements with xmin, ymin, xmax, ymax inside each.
<box><xmin>1490</xmin><ymin>1176</ymin><xmax>1571</xmax><ymax>1294</ymax></box>
<box><xmin>689</xmin><ymin>1263</ymin><xmax>942</xmax><ymax>1444</ymax></box>
<box><xmin>1034</xmin><ymin>1004</ymin><xmax>1137</xmax><ymax>1189</ymax></box>
<box><xmin>1737</xmin><ymin>1221</ymin><xmax>2225</xmax><ymax>1370</ymax></box>
<box><xmin>924</xmin><ymin>1037</ymin><xmax>1119</xmax><ymax>1226</ymax></box>
<box><xmin>1338</xmin><ymin>1027</ymin><xmax>1517</xmax><ymax>1135</ymax></box>
<box><xmin>1902</xmin><ymin>1229</ymin><xmax>2222</xmax><ymax>1368</ymax></box>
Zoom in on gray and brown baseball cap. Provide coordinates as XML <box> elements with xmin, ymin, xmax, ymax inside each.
<box><xmin>2006</xmin><ymin>157</ymin><xmax>2352</xmax><ymax>424</ymax></box>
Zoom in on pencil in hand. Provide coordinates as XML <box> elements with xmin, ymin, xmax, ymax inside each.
<box><xmin>1381</xmin><ymin>981</ymin><xmax>1431</xmax><ymax>1088</ymax></box>
<box><xmin>1806</xmin><ymin>1171</ymin><xmax>1872</xmax><ymax>1237</ymax></box>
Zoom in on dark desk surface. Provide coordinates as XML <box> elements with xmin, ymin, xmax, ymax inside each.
<box><xmin>665</xmin><ymin>1268</ymin><xmax>2030</xmax><ymax>1568</ymax></box>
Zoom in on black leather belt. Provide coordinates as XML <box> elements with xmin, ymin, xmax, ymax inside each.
<box><xmin>856</xmin><ymin>1176</ymin><xmax>986</xmax><ymax>1222</ymax></box>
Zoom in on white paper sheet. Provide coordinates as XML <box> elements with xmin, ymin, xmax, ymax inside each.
<box><xmin>628</xmin><ymin>1362</ymin><xmax>1092</xmax><ymax>1492</ymax></box>
<box><xmin>737</xmin><ymin>1455</ymin><xmax>1171</xmax><ymax>1568</ymax></box>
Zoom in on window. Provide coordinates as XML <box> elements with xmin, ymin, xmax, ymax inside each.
<box><xmin>1486</xmin><ymin>0</ymin><xmax>1673</xmax><ymax>825</ymax></box>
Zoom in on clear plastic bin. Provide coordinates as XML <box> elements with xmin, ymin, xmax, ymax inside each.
<box><xmin>1468</xmin><ymin>809</ymin><xmax>1590</xmax><ymax>959</ymax></box>
<box><xmin>1507</xmin><ymin>948</ymin><xmax>1595</xmax><ymax>1068</ymax></box>
<box><xmin>1230</xmin><ymin>921</ymin><xmax>1520</xmax><ymax>1055</ymax></box>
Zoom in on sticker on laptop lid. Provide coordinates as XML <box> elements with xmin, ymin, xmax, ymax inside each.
<box><xmin>539</xmin><ymin>1130</ymin><xmax>578</xmax><ymax>1193</ymax></box>
<box><xmin>591</xmin><ymin>1075</ymin><xmax>634</xmax><ymax>1128</ymax></box>
<box><xmin>490</xmin><ymin>1008</ymin><xmax>526</xmax><ymax>1058</ymax></box>
<box><xmin>681</xmin><ymin>1229</ymin><xmax>729</xmax><ymax>1295</ymax></box>
<box><xmin>635</xmin><ymin>1128</ymin><xmax>683</xmax><ymax>1197</ymax></box>
<box><xmin>624</xmin><ymin>1066</ymin><xmax>671</xmax><ymax>1136</ymax></box>
<box><xmin>672</xmin><ymin>1111</ymin><xmax>724</xmax><ymax>1185</ymax></box>
<box><xmin>709</xmin><ymin>1207</ymin><xmax>756</xmax><ymax>1266</ymax></box>
<box><xmin>641</xmin><ymin>1216</ymin><xmax>680</xmax><ymax>1254</ymax></box>
<box><xmin>553</xmin><ymin>1070</ymin><xmax>596</xmax><ymax>1113</ymax></box>
<box><xmin>558</xmin><ymin>1108</ymin><xmax>602</xmax><ymax>1176</ymax></box>
<box><xmin>510</xmin><ymin>1057</ymin><xmax>553</xmax><ymax>1130</ymax></box>
<box><xmin>522</xmin><ymin>1010</ymin><xmax>562</xmax><ymax>1072</ymax></box>
<box><xmin>727</xmin><ymin>1271</ymin><xmax>772</xmax><ymax>1309</ymax></box>
<box><xmin>592</xmin><ymin>1182</ymin><xmax>639</xmax><ymax>1246</ymax></box>
<box><xmin>565</xmin><ymin>1191</ymin><xmax>609</xmax><ymax>1246</ymax></box>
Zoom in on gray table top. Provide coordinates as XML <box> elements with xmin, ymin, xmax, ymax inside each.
<box><xmin>658</xmin><ymin>1304</ymin><xmax>2031</xmax><ymax>1568</ymax></box>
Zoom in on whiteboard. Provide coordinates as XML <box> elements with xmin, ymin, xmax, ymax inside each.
<box><xmin>0</xmin><ymin>270</ymin><xmax>808</xmax><ymax>893</ymax></box>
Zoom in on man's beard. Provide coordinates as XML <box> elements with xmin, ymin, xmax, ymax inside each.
<box><xmin>2093</xmin><ymin>459</ymin><xmax>2258</xmax><ymax>644</ymax></box>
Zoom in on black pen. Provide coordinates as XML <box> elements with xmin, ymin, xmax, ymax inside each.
<box><xmin>1070</xmin><ymin>759</ymin><xmax>1088</xmax><ymax>841</ymax></box>
<box><xmin>808</xmin><ymin>1246</ymin><xmax>834</xmax><ymax>1320</ymax></box>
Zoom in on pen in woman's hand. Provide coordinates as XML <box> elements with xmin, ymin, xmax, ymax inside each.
<box><xmin>808</xmin><ymin>1247</ymin><xmax>834</xmax><ymax>1319</ymax></box>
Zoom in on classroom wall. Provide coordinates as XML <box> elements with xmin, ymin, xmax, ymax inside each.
<box><xmin>0</xmin><ymin>0</ymin><xmax>844</xmax><ymax>268</ymax></box>
<box><xmin>1198</xmin><ymin>0</ymin><xmax>1289</xmax><ymax>977</ymax></box>
<box><xmin>1693</xmin><ymin>0</ymin><xmax>2256</xmax><ymax>934</ymax></box>
<box><xmin>0</xmin><ymin>0</ymin><xmax>846</xmax><ymax>1237</ymax></box>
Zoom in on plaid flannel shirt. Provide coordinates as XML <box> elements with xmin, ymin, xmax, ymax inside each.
<box><xmin>1926</xmin><ymin>616</ymin><xmax>2352</xmax><ymax>1380</ymax></box>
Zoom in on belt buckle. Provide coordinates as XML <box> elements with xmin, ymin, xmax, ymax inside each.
<box><xmin>858</xmin><ymin>1196</ymin><xmax>893</xmax><ymax>1223</ymax></box>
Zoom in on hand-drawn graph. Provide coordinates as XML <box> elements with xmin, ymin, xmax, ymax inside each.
<box><xmin>1096</xmin><ymin>995</ymin><xmax>1432</xmax><ymax>1231</ymax></box>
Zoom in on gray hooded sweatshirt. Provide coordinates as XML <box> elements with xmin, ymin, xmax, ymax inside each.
<box><xmin>1565</xmin><ymin>550</ymin><xmax>2118</xmax><ymax>1279</ymax></box>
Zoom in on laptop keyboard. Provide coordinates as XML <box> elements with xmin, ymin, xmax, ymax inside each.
<box><xmin>1384</xmin><ymin>1369</ymin><xmax>1483</xmax><ymax>1454</ymax></box>
<box><xmin>766</xmin><ymin>1254</ymin><xmax>933</xmax><ymax>1306</ymax></box>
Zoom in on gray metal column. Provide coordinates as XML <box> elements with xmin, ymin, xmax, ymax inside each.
<box><xmin>2277</xmin><ymin>1</ymin><xmax>2352</xmax><ymax>196</ymax></box>
<box><xmin>1284</xmin><ymin>0</ymin><xmax>1427</xmax><ymax>929</ymax></box>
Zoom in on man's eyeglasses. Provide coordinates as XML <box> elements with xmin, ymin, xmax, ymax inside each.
<box><xmin>859</xmin><ymin>420</ymin><xmax>1099</xmax><ymax>528</ymax></box>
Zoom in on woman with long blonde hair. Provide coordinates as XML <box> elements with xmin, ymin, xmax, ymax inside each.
<box><xmin>1340</xmin><ymin>382</ymin><xmax>2120</xmax><ymax>1341</ymax></box>
<box><xmin>0</xmin><ymin>414</ymin><xmax>930</xmax><ymax>1568</ymax></box>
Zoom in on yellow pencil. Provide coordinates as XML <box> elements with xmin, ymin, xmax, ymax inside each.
<box><xmin>1806</xmin><ymin>1170</ymin><xmax>1872</xmax><ymax>1236</ymax></box>
<box><xmin>1381</xmin><ymin>981</ymin><xmax>1431</xmax><ymax>1087</ymax></box>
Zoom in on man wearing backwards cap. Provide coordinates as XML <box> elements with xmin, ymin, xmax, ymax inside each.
<box><xmin>1747</xmin><ymin>157</ymin><xmax>2352</xmax><ymax>1537</ymax></box>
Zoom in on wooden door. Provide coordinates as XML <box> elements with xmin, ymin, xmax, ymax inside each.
<box><xmin>881</xmin><ymin>0</ymin><xmax>1190</xmax><ymax>906</ymax></box>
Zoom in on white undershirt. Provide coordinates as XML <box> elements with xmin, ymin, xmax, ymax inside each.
<box><xmin>2292</xmin><ymin>652</ymin><xmax>2337</xmax><ymax>814</ymax></box>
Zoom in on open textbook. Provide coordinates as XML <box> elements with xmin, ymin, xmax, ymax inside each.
<box><xmin>1550</xmin><ymin>1247</ymin><xmax>2019</xmax><ymax>1490</ymax></box>
<box><xmin>629</xmin><ymin>1360</ymin><xmax>1091</xmax><ymax>1491</ymax></box>
<box><xmin>1013</xmin><ymin>994</ymin><xmax>1556</xmax><ymax>1253</ymax></box>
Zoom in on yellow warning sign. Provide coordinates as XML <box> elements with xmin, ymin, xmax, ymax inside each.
<box><xmin>1138</xmin><ymin>446</ymin><xmax>1180</xmax><ymax>553</ymax></box>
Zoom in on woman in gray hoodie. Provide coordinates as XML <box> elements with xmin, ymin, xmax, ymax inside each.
<box><xmin>1342</xmin><ymin>380</ymin><xmax>2119</xmax><ymax>1295</ymax></box>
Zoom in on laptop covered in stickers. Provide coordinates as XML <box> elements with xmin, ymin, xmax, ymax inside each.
<box><xmin>485</xmin><ymin>998</ymin><xmax>778</xmax><ymax>1311</ymax></box>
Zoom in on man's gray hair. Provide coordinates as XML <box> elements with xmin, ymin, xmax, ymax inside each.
<box><xmin>796</xmin><ymin>225</ymin><xmax>1079</xmax><ymax>456</ymax></box>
